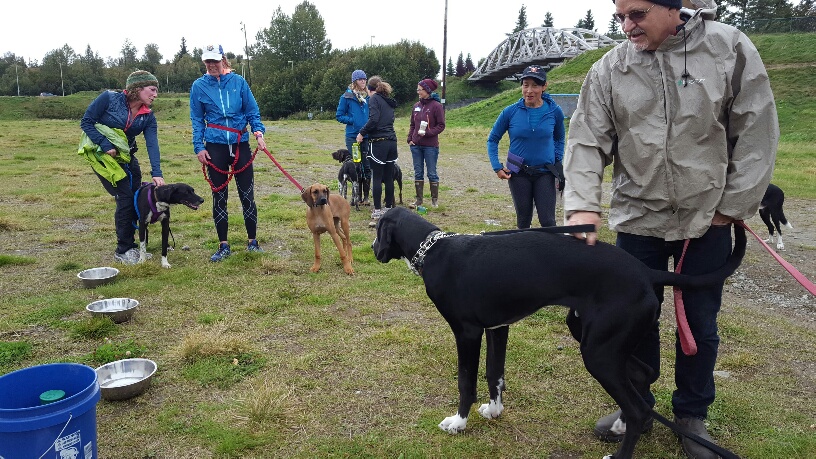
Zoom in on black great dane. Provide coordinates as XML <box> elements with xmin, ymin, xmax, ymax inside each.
<box><xmin>372</xmin><ymin>207</ymin><xmax>746</xmax><ymax>459</ymax></box>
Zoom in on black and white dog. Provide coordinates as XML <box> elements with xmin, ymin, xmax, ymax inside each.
<box><xmin>136</xmin><ymin>182</ymin><xmax>204</xmax><ymax>268</ymax></box>
<box><xmin>372</xmin><ymin>207</ymin><xmax>746</xmax><ymax>459</ymax></box>
<box><xmin>331</xmin><ymin>148</ymin><xmax>404</xmax><ymax>207</ymax></box>
<box><xmin>759</xmin><ymin>183</ymin><xmax>793</xmax><ymax>250</ymax></box>
<box><xmin>331</xmin><ymin>149</ymin><xmax>360</xmax><ymax>211</ymax></box>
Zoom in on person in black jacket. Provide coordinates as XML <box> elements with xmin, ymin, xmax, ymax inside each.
<box><xmin>357</xmin><ymin>75</ymin><xmax>398</xmax><ymax>227</ymax></box>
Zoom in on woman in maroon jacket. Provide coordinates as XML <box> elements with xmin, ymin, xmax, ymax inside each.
<box><xmin>406</xmin><ymin>78</ymin><xmax>445</xmax><ymax>208</ymax></box>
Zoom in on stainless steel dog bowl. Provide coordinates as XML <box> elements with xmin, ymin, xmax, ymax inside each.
<box><xmin>77</xmin><ymin>267</ymin><xmax>119</xmax><ymax>288</ymax></box>
<box><xmin>95</xmin><ymin>358</ymin><xmax>157</xmax><ymax>401</ymax></box>
<box><xmin>86</xmin><ymin>298</ymin><xmax>138</xmax><ymax>323</ymax></box>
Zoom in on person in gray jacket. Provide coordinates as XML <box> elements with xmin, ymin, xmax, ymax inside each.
<box><xmin>564</xmin><ymin>1</ymin><xmax>778</xmax><ymax>457</ymax></box>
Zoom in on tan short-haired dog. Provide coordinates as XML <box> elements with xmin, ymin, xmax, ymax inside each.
<box><xmin>302</xmin><ymin>183</ymin><xmax>354</xmax><ymax>275</ymax></box>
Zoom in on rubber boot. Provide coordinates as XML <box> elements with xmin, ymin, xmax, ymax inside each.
<box><xmin>361</xmin><ymin>177</ymin><xmax>371</xmax><ymax>206</ymax></box>
<box><xmin>430</xmin><ymin>181</ymin><xmax>439</xmax><ymax>207</ymax></box>
<box><xmin>409</xmin><ymin>181</ymin><xmax>424</xmax><ymax>209</ymax></box>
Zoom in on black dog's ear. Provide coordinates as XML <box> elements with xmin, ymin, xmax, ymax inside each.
<box><xmin>373</xmin><ymin>211</ymin><xmax>399</xmax><ymax>262</ymax></box>
<box><xmin>154</xmin><ymin>184</ymin><xmax>172</xmax><ymax>202</ymax></box>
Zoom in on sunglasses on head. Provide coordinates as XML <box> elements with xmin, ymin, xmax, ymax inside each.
<box><xmin>613</xmin><ymin>3</ymin><xmax>656</xmax><ymax>24</ymax></box>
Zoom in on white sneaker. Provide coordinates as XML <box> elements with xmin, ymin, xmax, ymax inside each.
<box><xmin>113</xmin><ymin>248</ymin><xmax>139</xmax><ymax>265</ymax></box>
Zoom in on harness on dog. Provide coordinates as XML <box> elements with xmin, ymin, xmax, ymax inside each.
<box><xmin>133</xmin><ymin>182</ymin><xmax>162</xmax><ymax>224</ymax></box>
<box><xmin>408</xmin><ymin>230</ymin><xmax>457</xmax><ymax>275</ymax></box>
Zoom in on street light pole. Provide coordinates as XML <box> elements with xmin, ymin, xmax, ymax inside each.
<box><xmin>288</xmin><ymin>60</ymin><xmax>293</xmax><ymax>71</ymax></box>
<box><xmin>59</xmin><ymin>62</ymin><xmax>64</xmax><ymax>97</ymax></box>
<box><xmin>15</xmin><ymin>63</ymin><xmax>20</xmax><ymax>97</ymax></box>
<box><xmin>240</xmin><ymin>21</ymin><xmax>252</xmax><ymax>87</ymax></box>
<box><xmin>442</xmin><ymin>0</ymin><xmax>448</xmax><ymax>105</ymax></box>
<box><xmin>370</xmin><ymin>35</ymin><xmax>375</xmax><ymax>46</ymax></box>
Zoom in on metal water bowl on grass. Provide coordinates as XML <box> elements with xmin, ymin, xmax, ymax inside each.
<box><xmin>86</xmin><ymin>298</ymin><xmax>138</xmax><ymax>323</ymax></box>
<box><xmin>95</xmin><ymin>358</ymin><xmax>157</xmax><ymax>401</ymax></box>
<box><xmin>77</xmin><ymin>267</ymin><xmax>119</xmax><ymax>288</ymax></box>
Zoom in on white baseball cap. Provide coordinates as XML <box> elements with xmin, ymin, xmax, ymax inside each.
<box><xmin>202</xmin><ymin>44</ymin><xmax>224</xmax><ymax>61</ymax></box>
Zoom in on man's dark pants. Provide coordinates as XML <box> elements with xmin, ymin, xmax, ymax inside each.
<box><xmin>616</xmin><ymin>223</ymin><xmax>732</xmax><ymax>419</ymax></box>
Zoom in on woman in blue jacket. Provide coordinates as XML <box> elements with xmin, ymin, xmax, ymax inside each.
<box><xmin>335</xmin><ymin>69</ymin><xmax>371</xmax><ymax>204</ymax></box>
<box><xmin>191</xmin><ymin>44</ymin><xmax>267</xmax><ymax>262</ymax></box>
<box><xmin>80</xmin><ymin>70</ymin><xmax>165</xmax><ymax>265</ymax></box>
<box><xmin>487</xmin><ymin>65</ymin><xmax>565</xmax><ymax>229</ymax></box>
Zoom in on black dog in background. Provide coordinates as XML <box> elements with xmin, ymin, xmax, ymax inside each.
<box><xmin>331</xmin><ymin>147</ymin><xmax>404</xmax><ymax>208</ymax></box>
<box><xmin>372</xmin><ymin>207</ymin><xmax>746</xmax><ymax>459</ymax></box>
<box><xmin>136</xmin><ymin>182</ymin><xmax>204</xmax><ymax>268</ymax></box>
<box><xmin>759</xmin><ymin>183</ymin><xmax>794</xmax><ymax>250</ymax></box>
<box><xmin>331</xmin><ymin>149</ymin><xmax>360</xmax><ymax>211</ymax></box>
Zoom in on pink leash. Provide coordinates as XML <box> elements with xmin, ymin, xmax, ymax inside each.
<box><xmin>673</xmin><ymin>239</ymin><xmax>697</xmax><ymax>356</ymax></box>
<box><xmin>737</xmin><ymin>220</ymin><xmax>816</xmax><ymax>296</ymax></box>
<box><xmin>258</xmin><ymin>147</ymin><xmax>303</xmax><ymax>192</ymax></box>
<box><xmin>674</xmin><ymin>220</ymin><xmax>816</xmax><ymax>357</ymax></box>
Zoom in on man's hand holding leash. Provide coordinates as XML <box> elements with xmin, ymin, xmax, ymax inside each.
<box><xmin>568</xmin><ymin>211</ymin><xmax>601</xmax><ymax>246</ymax></box>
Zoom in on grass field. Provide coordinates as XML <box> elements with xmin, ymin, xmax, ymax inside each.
<box><xmin>0</xmin><ymin>33</ymin><xmax>814</xmax><ymax>459</ymax></box>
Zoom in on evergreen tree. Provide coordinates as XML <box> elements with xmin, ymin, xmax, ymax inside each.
<box><xmin>792</xmin><ymin>0</ymin><xmax>816</xmax><ymax>15</ymax></box>
<box><xmin>508</xmin><ymin>5</ymin><xmax>528</xmax><ymax>36</ymax></box>
<box><xmin>464</xmin><ymin>53</ymin><xmax>476</xmax><ymax>73</ymax></box>
<box><xmin>119</xmin><ymin>39</ymin><xmax>138</xmax><ymax>69</ymax></box>
<box><xmin>140</xmin><ymin>44</ymin><xmax>163</xmax><ymax>73</ymax></box>
<box><xmin>542</xmin><ymin>12</ymin><xmax>554</xmax><ymax>28</ymax></box>
<box><xmin>446</xmin><ymin>57</ymin><xmax>455</xmax><ymax>76</ymax></box>
<box><xmin>577</xmin><ymin>10</ymin><xmax>595</xmax><ymax>30</ymax></box>
<box><xmin>455</xmin><ymin>52</ymin><xmax>466</xmax><ymax>77</ymax></box>
<box><xmin>174</xmin><ymin>37</ymin><xmax>189</xmax><ymax>63</ymax></box>
<box><xmin>608</xmin><ymin>16</ymin><xmax>622</xmax><ymax>37</ymax></box>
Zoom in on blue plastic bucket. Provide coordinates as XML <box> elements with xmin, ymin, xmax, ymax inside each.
<box><xmin>0</xmin><ymin>363</ymin><xmax>100</xmax><ymax>459</ymax></box>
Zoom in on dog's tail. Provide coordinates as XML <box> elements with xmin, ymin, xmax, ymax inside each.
<box><xmin>649</xmin><ymin>224</ymin><xmax>746</xmax><ymax>289</ymax></box>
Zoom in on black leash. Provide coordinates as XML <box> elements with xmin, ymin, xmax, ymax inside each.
<box><xmin>650</xmin><ymin>410</ymin><xmax>741</xmax><ymax>459</ymax></box>
<box><xmin>481</xmin><ymin>224</ymin><xmax>596</xmax><ymax>236</ymax></box>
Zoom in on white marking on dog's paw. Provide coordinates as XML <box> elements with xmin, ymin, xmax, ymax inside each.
<box><xmin>603</xmin><ymin>455</ymin><xmax>615</xmax><ymax>459</ymax></box>
<box><xmin>478</xmin><ymin>400</ymin><xmax>504</xmax><ymax>419</ymax></box>
<box><xmin>610</xmin><ymin>417</ymin><xmax>626</xmax><ymax>435</ymax></box>
<box><xmin>161</xmin><ymin>256</ymin><xmax>171</xmax><ymax>269</ymax></box>
<box><xmin>438</xmin><ymin>414</ymin><xmax>467</xmax><ymax>434</ymax></box>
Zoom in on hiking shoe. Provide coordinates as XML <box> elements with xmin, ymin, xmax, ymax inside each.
<box><xmin>210</xmin><ymin>243</ymin><xmax>231</xmax><ymax>262</ymax></box>
<box><xmin>247</xmin><ymin>239</ymin><xmax>264</xmax><ymax>253</ymax></box>
<box><xmin>593</xmin><ymin>409</ymin><xmax>653</xmax><ymax>443</ymax></box>
<box><xmin>113</xmin><ymin>248</ymin><xmax>139</xmax><ymax>265</ymax></box>
<box><xmin>674</xmin><ymin>416</ymin><xmax>718</xmax><ymax>459</ymax></box>
<box><xmin>368</xmin><ymin>208</ymin><xmax>386</xmax><ymax>228</ymax></box>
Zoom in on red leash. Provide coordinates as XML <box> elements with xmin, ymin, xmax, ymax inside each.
<box><xmin>201</xmin><ymin>123</ymin><xmax>303</xmax><ymax>193</ymax></box>
<box><xmin>673</xmin><ymin>239</ymin><xmax>697</xmax><ymax>356</ymax></box>
<box><xmin>737</xmin><ymin>220</ymin><xmax>816</xmax><ymax>296</ymax></box>
<box><xmin>258</xmin><ymin>147</ymin><xmax>303</xmax><ymax>192</ymax></box>
<box><xmin>674</xmin><ymin>220</ymin><xmax>816</xmax><ymax>357</ymax></box>
<box><xmin>200</xmin><ymin>124</ymin><xmax>256</xmax><ymax>193</ymax></box>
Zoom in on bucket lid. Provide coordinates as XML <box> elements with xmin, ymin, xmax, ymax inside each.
<box><xmin>39</xmin><ymin>390</ymin><xmax>66</xmax><ymax>405</ymax></box>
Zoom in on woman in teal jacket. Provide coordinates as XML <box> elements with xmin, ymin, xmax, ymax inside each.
<box><xmin>335</xmin><ymin>69</ymin><xmax>371</xmax><ymax>204</ymax></box>
<box><xmin>190</xmin><ymin>44</ymin><xmax>267</xmax><ymax>262</ymax></box>
<box><xmin>80</xmin><ymin>70</ymin><xmax>165</xmax><ymax>265</ymax></box>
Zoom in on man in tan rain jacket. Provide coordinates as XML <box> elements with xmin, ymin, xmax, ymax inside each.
<box><xmin>564</xmin><ymin>1</ymin><xmax>778</xmax><ymax>457</ymax></box>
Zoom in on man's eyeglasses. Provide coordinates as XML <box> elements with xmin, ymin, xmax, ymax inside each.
<box><xmin>613</xmin><ymin>4</ymin><xmax>656</xmax><ymax>24</ymax></box>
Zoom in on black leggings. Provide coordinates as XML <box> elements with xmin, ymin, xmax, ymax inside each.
<box><xmin>507</xmin><ymin>171</ymin><xmax>557</xmax><ymax>229</ymax></box>
<box><xmin>96</xmin><ymin>155</ymin><xmax>141</xmax><ymax>254</ymax></box>
<box><xmin>206</xmin><ymin>142</ymin><xmax>257</xmax><ymax>242</ymax></box>
<box><xmin>368</xmin><ymin>139</ymin><xmax>398</xmax><ymax>209</ymax></box>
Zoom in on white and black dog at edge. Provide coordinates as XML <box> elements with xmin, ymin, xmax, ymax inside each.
<box><xmin>372</xmin><ymin>207</ymin><xmax>746</xmax><ymax>459</ymax></box>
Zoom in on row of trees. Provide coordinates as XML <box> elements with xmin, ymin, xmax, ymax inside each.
<box><xmin>3</xmin><ymin>1</ymin><xmax>816</xmax><ymax>114</ymax></box>
<box><xmin>0</xmin><ymin>2</ymin><xmax>441</xmax><ymax>119</ymax></box>
<box><xmin>508</xmin><ymin>0</ymin><xmax>816</xmax><ymax>38</ymax></box>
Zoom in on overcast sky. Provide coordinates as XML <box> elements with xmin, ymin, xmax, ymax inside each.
<box><xmin>3</xmin><ymin>1</ymin><xmax>616</xmax><ymax>67</ymax></box>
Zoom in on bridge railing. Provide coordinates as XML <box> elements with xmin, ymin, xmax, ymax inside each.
<box><xmin>551</xmin><ymin>94</ymin><xmax>580</xmax><ymax>119</ymax></box>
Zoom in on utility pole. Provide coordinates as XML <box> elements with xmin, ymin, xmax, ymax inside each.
<box><xmin>59</xmin><ymin>62</ymin><xmax>64</xmax><ymax>97</ymax></box>
<box><xmin>442</xmin><ymin>0</ymin><xmax>448</xmax><ymax>105</ymax></box>
<box><xmin>240</xmin><ymin>21</ymin><xmax>252</xmax><ymax>87</ymax></box>
<box><xmin>15</xmin><ymin>63</ymin><xmax>20</xmax><ymax>97</ymax></box>
<box><xmin>370</xmin><ymin>35</ymin><xmax>375</xmax><ymax>46</ymax></box>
